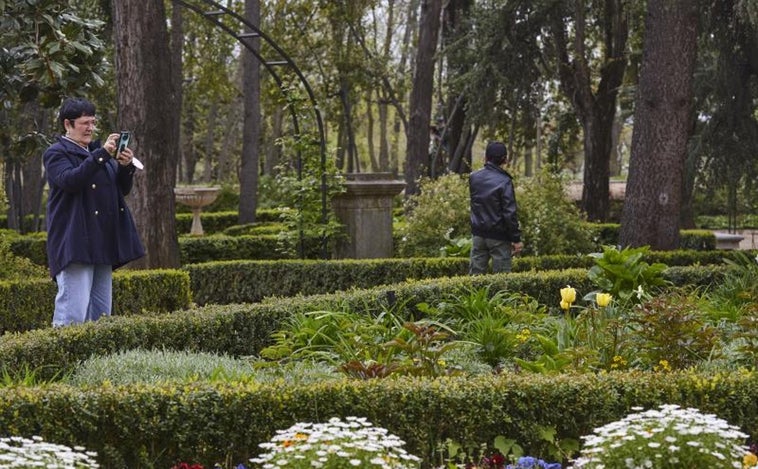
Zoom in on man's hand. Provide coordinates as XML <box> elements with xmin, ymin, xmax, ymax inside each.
<box><xmin>512</xmin><ymin>242</ymin><xmax>524</xmax><ymax>255</ymax></box>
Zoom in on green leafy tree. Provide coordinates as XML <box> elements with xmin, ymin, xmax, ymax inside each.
<box><xmin>1</xmin><ymin>0</ymin><xmax>108</xmax><ymax>231</ymax></box>
<box><xmin>0</xmin><ymin>0</ymin><xmax>107</xmax><ymax>108</ymax></box>
<box><xmin>544</xmin><ymin>0</ymin><xmax>631</xmax><ymax>222</ymax></box>
<box><xmin>686</xmin><ymin>0</ymin><xmax>758</xmax><ymax>230</ymax></box>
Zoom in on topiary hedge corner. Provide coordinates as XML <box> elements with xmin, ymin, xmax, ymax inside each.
<box><xmin>0</xmin><ymin>269</ymin><xmax>192</xmax><ymax>334</ymax></box>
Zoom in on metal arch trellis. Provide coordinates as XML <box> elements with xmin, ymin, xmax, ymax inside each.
<box><xmin>172</xmin><ymin>0</ymin><xmax>328</xmax><ymax>258</ymax></box>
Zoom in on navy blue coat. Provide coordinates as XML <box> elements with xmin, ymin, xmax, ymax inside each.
<box><xmin>44</xmin><ymin>136</ymin><xmax>145</xmax><ymax>278</ymax></box>
<box><xmin>469</xmin><ymin>162</ymin><xmax>522</xmax><ymax>243</ymax></box>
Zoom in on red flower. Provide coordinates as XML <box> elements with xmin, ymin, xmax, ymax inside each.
<box><xmin>171</xmin><ymin>463</ymin><xmax>204</xmax><ymax>469</ymax></box>
<box><xmin>491</xmin><ymin>452</ymin><xmax>506</xmax><ymax>466</ymax></box>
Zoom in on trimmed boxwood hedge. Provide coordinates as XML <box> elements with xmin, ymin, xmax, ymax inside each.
<box><xmin>0</xmin><ymin>265</ymin><xmax>723</xmax><ymax>380</ymax></box>
<box><xmin>184</xmin><ymin>250</ymin><xmax>749</xmax><ymax>305</ymax></box>
<box><xmin>7</xmin><ymin>226</ymin><xmax>721</xmax><ymax>267</ymax></box>
<box><xmin>0</xmin><ymin>372</ymin><xmax>755</xmax><ymax>468</ymax></box>
<box><xmin>0</xmin><ymin>270</ymin><xmax>192</xmax><ymax>334</ymax></box>
<box><xmin>2</xmin><ymin>249</ymin><xmax>744</xmax><ymax>333</ymax></box>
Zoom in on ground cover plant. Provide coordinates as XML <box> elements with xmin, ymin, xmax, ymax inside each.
<box><xmin>64</xmin><ymin>349</ymin><xmax>341</xmax><ymax>387</ymax></box>
<box><xmin>257</xmin><ymin>248</ymin><xmax>758</xmax><ymax>377</ymax></box>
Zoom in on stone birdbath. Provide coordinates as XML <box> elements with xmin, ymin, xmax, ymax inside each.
<box><xmin>174</xmin><ymin>186</ymin><xmax>220</xmax><ymax>236</ymax></box>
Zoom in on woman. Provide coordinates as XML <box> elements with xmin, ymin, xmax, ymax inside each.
<box><xmin>44</xmin><ymin>97</ymin><xmax>145</xmax><ymax>326</ymax></box>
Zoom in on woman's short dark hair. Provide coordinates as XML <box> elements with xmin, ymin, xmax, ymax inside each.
<box><xmin>58</xmin><ymin>97</ymin><xmax>96</xmax><ymax>131</ymax></box>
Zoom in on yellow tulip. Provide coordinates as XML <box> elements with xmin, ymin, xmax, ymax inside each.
<box><xmin>560</xmin><ymin>300</ymin><xmax>571</xmax><ymax>311</ymax></box>
<box><xmin>560</xmin><ymin>286</ymin><xmax>576</xmax><ymax>304</ymax></box>
<box><xmin>596</xmin><ymin>293</ymin><xmax>612</xmax><ymax>308</ymax></box>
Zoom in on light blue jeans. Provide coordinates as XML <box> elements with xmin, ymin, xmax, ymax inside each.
<box><xmin>469</xmin><ymin>236</ymin><xmax>513</xmax><ymax>274</ymax></box>
<box><xmin>53</xmin><ymin>263</ymin><xmax>113</xmax><ymax>326</ymax></box>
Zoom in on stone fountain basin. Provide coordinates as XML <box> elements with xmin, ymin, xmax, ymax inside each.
<box><xmin>174</xmin><ymin>187</ymin><xmax>220</xmax><ymax>208</ymax></box>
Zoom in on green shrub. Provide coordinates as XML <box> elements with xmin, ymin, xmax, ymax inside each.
<box><xmin>397</xmin><ymin>171</ymin><xmax>598</xmax><ymax>258</ymax></box>
<box><xmin>0</xmin><ymin>232</ymin><xmax>46</xmax><ymax>280</ymax></box>
<box><xmin>629</xmin><ymin>292</ymin><xmax>720</xmax><ymax>370</ymax></box>
<box><xmin>421</xmin><ymin>287</ymin><xmax>548</xmax><ymax>367</ymax></box>
<box><xmin>708</xmin><ymin>251</ymin><xmax>758</xmax><ymax>313</ymax></box>
<box><xmin>176</xmin><ymin>210</ymin><xmax>283</xmax><ymax>235</ymax></box>
<box><xmin>222</xmin><ymin>222</ymin><xmax>286</xmax><ymax>236</ymax></box>
<box><xmin>272</xmin><ymin>136</ymin><xmax>346</xmax><ymax>259</ymax></box>
<box><xmin>587</xmin><ymin>245</ymin><xmax>670</xmax><ymax>304</ymax></box>
<box><xmin>397</xmin><ymin>174</ymin><xmax>471</xmax><ymax>257</ymax></box>
<box><xmin>697</xmin><ymin>214</ymin><xmax>758</xmax><ymax>229</ymax></box>
<box><xmin>185</xmin><ymin>258</ymin><xmax>469</xmax><ymax>305</ymax></box>
<box><xmin>0</xmin><ymin>264</ymin><xmax>723</xmax><ymax>381</ymax></box>
<box><xmin>517</xmin><ymin>170</ymin><xmax>596</xmax><ymax>256</ymax></box>
<box><xmin>64</xmin><ymin>349</ymin><xmax>342</xmax><ymax>388</ymax></box>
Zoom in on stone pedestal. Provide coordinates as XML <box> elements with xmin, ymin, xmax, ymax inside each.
<box><xmin>332</xmin><ymin>173</ymin><xmax>405</xmax><ymax>259</ymax></box>
<box><xmin>714</xmin><ymin>231</ymin><xmax>745</xmax><ymax>250</ymax></box>
<box><xmin>174</xmin><ymin>186</ymin><xmax>220</xmax><ymax>236</ymax></box>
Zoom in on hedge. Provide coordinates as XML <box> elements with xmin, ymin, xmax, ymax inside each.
<box><xmin>2</xmin><ymin>249</ymin><xmax>747</xmax><ymax>331</ymax></box>
<box><xmin>184</xmin><ymin>250</ymin><xmax>749</xmax><ymax>305</ymax></box>
<box><xmin>0</xmin><ymin>265</ymin><xmax>724</xmax><ymax>380</ymax></box>
<box><xmin>7</xmin><ymin>227</ymin><xmax>721</xmax><ymax>267</ymax></box>
<box><xmin>0</xmin><ymin>269</ymin><xmax>192</xmax><ymax>334</ymax></box>
<box><xmin>0</xmin><ymin>372</ymin><xmax>755</xmax><ymax>468</ymax></box>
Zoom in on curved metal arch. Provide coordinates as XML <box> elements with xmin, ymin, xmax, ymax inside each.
<box><xmin>172</xmin><ymin>0</ymin><xmax>328</xmax><ymax>258</ymax></box>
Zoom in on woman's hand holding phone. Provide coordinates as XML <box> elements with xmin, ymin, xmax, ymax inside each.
<box><xmin>113</xmin><ymin>130</ymin><xmax>144</xmax><ymax>170</ymax></box>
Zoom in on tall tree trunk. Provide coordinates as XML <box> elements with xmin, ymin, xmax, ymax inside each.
<box><xmin>264</xmin><ymin>107</ymin><xmax>283</xmax><ymax>175</ymax></box>
<box><xmin>218</xmin><ymin>100</ymin><xmax>239</xmax><ymax>182</ymax></box>
<box><xmin>391</xmin><ymin>0</ymin><xmax>419</xmax><ymax>178</ymax></box>
<box><xmin>619</xmin><ymin>0</ymin><xmax>699</xmax><ymax>249</ymax></box>
<box><xmin>3</xmin><ymin>104</ymin><xmax>47</xmax><ymax>233</ymax></box>
<box><xmin>339</xmin><ymin>75</ymin><xmax>358</xmax><ymax>173</ymax></box>
<box><xmin>113</xmin><ymin>0</ymin><xmax>180</xmax><ymax>269</ymax></box>
<box><xmin>239</xmin><ymin>0</ymin><xmax>261</xmax><ymax>224</ymax></box>
<box><xmin>405</xmin><ymin>0</ymin><xmax>442</xmax><ymax>197</ymax></box>
<box><xmin>550</xmin><ymin>0</ymin><xmax>628</xmax><ymax>221</ymax></box>
<box><xmin>202</xmin><ymin>101</ymin><xmax>217</xmax><ymax>183</ymax></box>
<box><xmin>377</xmin><ymin>0</ymin><xmax>396</xmax><ymax>174</ymax></box>
<box><xmin>609</xmin><ymin>115</ymin><xmax>623</xmax><ymax>177</ymax></box>
<box><xmin>441</xmin><ymin>0</ymin><xmax>472</xmax><ymax>175</ymax></box>
<box><xmin>5</xmin><ymin>160</ymin><xmax>21</xmax><ymax>231</ymax></box>
<box><xmin>183</xmin><ymin>107</ymin><xmax>197</xmax><ymax>184</ymax></box>
<box><xmin>378</xmin><ymin>89</ymin><xmax>390</xmax><ymax>172</ymax></box>
<box><xmin>365</xmin><ymin>92</ymin><xmax>379</xmax><ymax>172</ymax></box>
<box><xmin>170</xmin><ymin>3</ymin><xmax>183</xmax><ymax>186</ymax></box>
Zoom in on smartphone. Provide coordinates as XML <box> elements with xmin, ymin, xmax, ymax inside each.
<box><xmin>117</xmin><ymin>131</ymin><xmax>131</xmax><ymax>154</ymax></box>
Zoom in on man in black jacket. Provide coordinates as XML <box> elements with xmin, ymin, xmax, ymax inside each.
<box><xmin>469</xmin><ymin>141</ymin><xmax>523</xmax><ymax>274</ymax></box>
